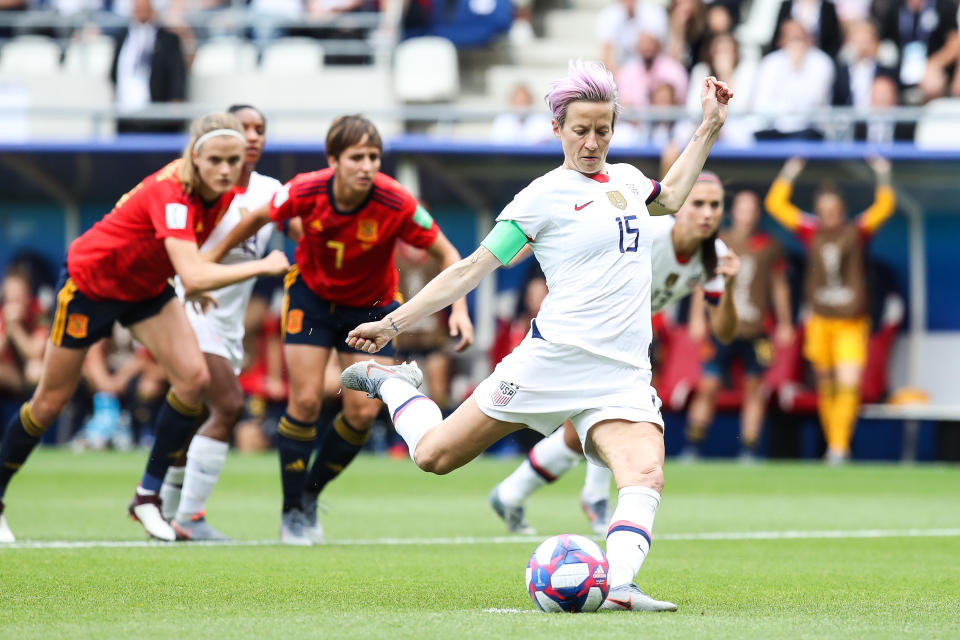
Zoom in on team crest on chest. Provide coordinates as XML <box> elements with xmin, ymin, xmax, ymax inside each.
<box><xmin>606</xmin><ymin>191</ymin><xmax>627</xmax><ymax>210</ymax></box>
<box><xmin>664</xmin><ymin>273</ymin><xmax>679</xmax><ymax>288</ymax></box>
<box><xmin>356</xmin><ymin>218</ymin><xmax>379</xmax><ymax>243</ymax></box>
<box><xmin>491</xmin><ymin>381</ymin><xmax>519</xmax><ymax>406</ymax></box>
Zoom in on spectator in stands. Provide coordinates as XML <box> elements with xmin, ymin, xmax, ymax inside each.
<box><xmin>833</xmin><ymin>0</ymin><xmax>871</xmax><ymax>24</ymax></box>
<box><xmin>0</xmin><ymin>269</ymin><xmax>46</xmax><ymax>398</ymax></box>
<box><xmin>685</xmin><ymin>32</ymin><xmax>757</xmax><ymax>145</ymax></box>
<box><xmin>597</xmin><ymin>0</ymin><xmax>669</xmax><ymax>72</ymax></box>
<box><xmin>853</xmin><ymin>74</ymin><xmax>917</xmax><ymax>142</ymax></box>
<box><xmin>110</xmin><ymin>0</ymin><xmax>187</xmax><ymax>133</ymax></box>
<box><xmin>682</xmin><ymin>190</ymin><xmax>794</xmax><ymax>462</ymax></box>
<box><xmin>765</xmin><ymin>156</ymin><xmax>895</xmax><ymax>464</ymax></box>
<box><xmin>490</xmin><ymin>83</ymin><xmax>554</xmax><ymax>144</ymax></box>
<box><xmin>879</xmin><ymin>0</ymin><xmax>960</xmax><ymax>103</ymax></box>
<box><xmin>770</xmin><ymin>0</ymin><xmax>842</xmax><ymax>58</ymax></box>
<box><xmin>752</xmin><ymin>19</ymin><xmax>835</xmax><ymax>139</ymax></box>
<box><xmin>833</xmin><ymin>20</ymin><xmax>897</xmax><ymax>109</ymax></box>
<box><xmin>666</xmin><ymin>0</ymin><xmax>708</xmax><ymax>68</ymax></box>
<box><xmin>616</xmin><ymin>19</ymin><xmax>689</xmax><ymax>109</ymax></box>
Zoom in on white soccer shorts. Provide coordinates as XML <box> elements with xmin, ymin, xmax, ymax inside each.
<box><xmin>473</xmin><ymin>336</ymin><xmax>664</xmax><ymax>467</ymax></box>
<box><xmin>186</xmin><ymin>307</ymin><xmax>244</xmax><ymax>375</ymax></box>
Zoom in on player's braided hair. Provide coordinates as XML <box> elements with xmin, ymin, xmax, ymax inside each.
<box><xmin>325</xmin><ymin>114</ymin><xmax>382</xmax><ymax>160</ymax></box>
<box><xmin>178</xmin><ymin>112</ymin><xmax>244</xmax><ymax>195</ymax></box>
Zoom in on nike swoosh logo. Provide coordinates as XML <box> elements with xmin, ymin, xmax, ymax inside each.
<box><xmin>574</xmin><ymin>201</ymin><xmax>593</xmax><ymax>211</ymax></box>
<box><xmin>606</xmin><ymin>597</ymin><xmax>631</xmax><ymax>609</ymax></box>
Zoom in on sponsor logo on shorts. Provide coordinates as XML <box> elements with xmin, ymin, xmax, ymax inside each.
<box><xmin>491</xmin><ymin>381</ymin><xmax>519</xmax><ymax>406</ymax></box>
<box><xmin>66</xmin><ymin>313</ymin><xmax>88</xmax><ymax>339</ymax></box>
<box><xmin>286</xmin><ymin>309</ymin><xmax>304</xmax><ymax>334</ymax></box>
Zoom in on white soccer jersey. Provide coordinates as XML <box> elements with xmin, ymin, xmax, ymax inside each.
<box><xmin>178</xmin><ymin>171</ymin><xmax>282</xmax><ymax>356</ymax></box>
<box><xmin>497</xmin><ymin>163</ymin><xmax>661</xmax><ymax>370</ymax></box>
<box><xmin>649</xmin><ymin>215</ymin><xmax>728</xmax><ymax>313</ymax></box>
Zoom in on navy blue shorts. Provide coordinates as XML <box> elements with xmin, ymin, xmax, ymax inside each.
<box><xmin>50</xmin><ymin>267</ymin><xmax>176</xmax><ymax>349</ymax></box>
<box><xmin>282</xmin><ymin>270</ymin><xmax>398</xmax><ymax>357</ymax></box>
<box><xmin>701</xmin><ymin>336</ymin><xmax>769</xmax><ymax>379</ymax></box>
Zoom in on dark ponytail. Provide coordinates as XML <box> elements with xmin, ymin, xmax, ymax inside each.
<box><xmin>700</xmin><ymin>231</ymin><xmax>718</xmax><ymax>277</ymax></box>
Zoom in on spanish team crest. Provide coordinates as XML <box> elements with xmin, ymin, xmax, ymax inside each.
<box><xmin>491</xmin><ymin>381</ymin><xmax>519</xmax><ymax>406</ymax></box>
<box><xmin>606</xmin><ymin>190</ymin><xmax>627</xmax><ymax>210</ymax></box>
<box><xmin>286</xmin><ymin>309</ymin><xmax>304</xmax><ymax>335</ymax></box>
<box><xmin>356</xmin><ymin>218</ymin><xmax>379</xmax><ymax>243</ymax></box>
<box><xmin>66</xmin><ymin>314</ymin><xmax>88</xmax><ymax>339</ymax></box>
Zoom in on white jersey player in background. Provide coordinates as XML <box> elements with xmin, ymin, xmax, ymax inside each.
<box><xmin>161</xmin><ymin>104</ymin><xmax>297</xmax><ymax>541</ymax></box>
<box><xmin>489</xmin><ymin>173</ymin><xmax>739</xmax><ymax>537</ymax></box>
<box><xmin>339</xmin><ymin>60</ymin><xmax>733</xmax><ymax>611</ymax></box>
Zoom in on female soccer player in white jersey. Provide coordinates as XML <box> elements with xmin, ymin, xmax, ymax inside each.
<box><xmin>489</xmin><ymin>172</ymin><xmax>739</xmax><ymax>537</ymax></box>
<box><xmin>339</xmin><ymin>60</ymin><xmax>732</xmax><ymax>611</ymax></box>
<box><xmin>160</xmin><ymin>104</ymin><xmax>295</xmax><ymax>541</ymax></box>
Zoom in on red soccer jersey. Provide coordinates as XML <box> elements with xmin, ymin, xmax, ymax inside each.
<box><xmin>67</xmin><ymin>160</ymin><xmax>234</xmax><ymax>301</ymax></box>
<box><xmin>270</xmin><ymin>168</ymin><xmax>439</xmax><ymax>307</ymax></box>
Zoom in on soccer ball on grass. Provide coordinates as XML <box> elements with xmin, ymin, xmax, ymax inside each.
<box><xmin>525</xmin><ymin>533</ymin><xmax>609</xmax><ymax>612</ymax></box>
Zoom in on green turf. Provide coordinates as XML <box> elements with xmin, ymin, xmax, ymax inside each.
<box><xmin>2</xmin><ymin>449</ymin><xmax>959</xmax><ymax>639</ymax></box>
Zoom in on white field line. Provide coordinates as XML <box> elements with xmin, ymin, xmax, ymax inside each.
<box><xmin>1</xmin><ymin>528</ymin><xmax>959</xmax><ymax>550</ymax></box>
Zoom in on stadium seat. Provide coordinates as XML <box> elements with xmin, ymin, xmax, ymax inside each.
<box><xmin>261</xmin><ymin>37</ymin><xmax>324</xmax><ymax>74</ymax></box>
<box><xmin>192</xmin><ymin>38</ymin><xmax>259</xmax><ymax>75</ymax></box>
<box><xmin>394</xmin><ymin>37</ymin><xmax>458</xmax><ymax>103</ymax></box>
<box><xmin>0</xmin><ymin>36</ymin><xmax>61</xmax><ymax>77</ymax></box>
<box><xmin>915</xmin><ymin>98</ymin><xmax>960</xmax><ymax>148</ymax></box>
<box><xmin>63</xmin><ymin>35</ymin><xmax>115</xmax><ymax>78</ymax></box>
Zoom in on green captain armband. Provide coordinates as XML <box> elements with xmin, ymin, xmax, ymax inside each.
<box><xmin>481</xmin><ymin>220</ymin><xmax>529</xmax><ymax>266</ymax></box>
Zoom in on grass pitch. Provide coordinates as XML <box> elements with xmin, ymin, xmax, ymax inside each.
<box><xmin>1</xmin><ymin>449</ymin><xmax>959</xmax><ymax>639</ymax></box>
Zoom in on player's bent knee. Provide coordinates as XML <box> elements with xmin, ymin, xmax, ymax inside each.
<box><xmin>213</xmin><ymin>393</ymin><xmax>245</xmax><ymax>425</ymax></box>
<box><xmin>289</xmin><ymin>395</ymin><xmax>321</xmax><ymax>423</ymax></box>
<box><xmin>412</xmin><ymin>442</ymin><xmax>457</xmax><ymax>475</ymax></box>
<box><xmin>29</xmin><ymin>394</ymin><xmax>69</xmax><ymax>430</ymax></box>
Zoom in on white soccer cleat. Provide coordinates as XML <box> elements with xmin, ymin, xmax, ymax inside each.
<box><xmin>301</xmin><ymin>494</ymin><xmax>325</xmax><ymax>545</ymax></box>
<box><xmin>280</xmin><ymin>509</ymin><xmax>313</xmax><ymax>546</ymax></box>
<box><xmin>340</xmin><ymin>360</ymin><xmax>423</xmax><ymax>401</ymax></box>
<box><xmin>128</xmin><ymin>489</ymin><xmax>176</xmax><ymax>542</ymax></box>
<box><xmin>0</xmin><ymin>500</ymin><xmax>14</xmax><ymax>543</ymax></box>
<box><xmin>488</xmin><ymin>485</ymin><xmax>535</xmax><ymax>535</ymax></box>
<box><xmin>600</xmin><ymin>583</ymin><xmax>678</xmax><ymax>612</ymax></box>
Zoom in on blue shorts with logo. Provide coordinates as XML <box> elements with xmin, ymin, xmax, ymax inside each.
<box><xmin>282</xmin><ymin>270</ymin><xmax>398</xmax><ymax>357</ymax></box>
<box><xmin>701</xmin><ymin>336</ymin><xmax>768</xmax><ymax>379</ymax></box>
<box><xmin>50</xmin><ymin>267</ymin><xmax>176</xmax><ymax>349</ymax></box>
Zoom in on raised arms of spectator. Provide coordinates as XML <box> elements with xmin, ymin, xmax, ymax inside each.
<box><xmin>765</xmin><ymin>157</ymin><xmax>816</xmax><ymax>235</ymax></box>
<box><xmin>856</xmin><ymin>156</ymin><xmax>896</xmax><ymax>236</ymax></box>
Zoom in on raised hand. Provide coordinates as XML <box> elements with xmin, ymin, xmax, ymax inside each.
<box><xmin>701</xmin><ymin>76</ymin><xmax>733</xmax><ymax>128</ymax></box>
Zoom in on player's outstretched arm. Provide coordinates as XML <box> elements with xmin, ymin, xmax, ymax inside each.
<box><xmin>166</xmin><ymin>237</ymin><xmax>290</xmax><ymax>297</ymax></box>
<box><xmin>346</xmin><ymin>245</ymin><xmax>501</xmax><ymax>354</ymax></box>
<box><xmin>764</xmin><ymin>157</ymin><xmax>808</xmax><ymax>232</ymax></box>
<box><xmin>426</xmin><ymin>229</ymin><xmax>475</xmax><ymax>352</ymax></box>
<box><xmin>857</xmin><ymin>156</ymin><xmax>896</xmax><ymax>235</ymax></box>
<box><xmin>202</xmin><ymin>203</ymin><xmax>272</xmax><ymax>263</ymax></box>
<box><xmin>648</xmin><ymin>76</ymin><xmax>732</xmax><ymax>215</ymax></box>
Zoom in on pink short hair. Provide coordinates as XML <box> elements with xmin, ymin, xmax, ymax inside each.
<box><xmin>545</xmin><ymin>60</ymin><xmax>622</xmax><ymax>129</ymax></box>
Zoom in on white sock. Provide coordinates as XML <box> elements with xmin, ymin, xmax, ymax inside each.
<box><xmin>497</xmin><ymin>428</ymin><xmax>580</xmax><ymax>505</ymax></box>
<box><xmin>176</xmin><ymin>435</ymin><xmax>229</xmax><ymax>521</ymax></box>
<box><xmin>158</xmin><ymin>466</ymin><xmax>184</xmax><ymax>520</ymax></box>
<box><xmin>605</xmin><ymin>485</ymin><xmax>661</xmax><ymax>587</ymax></box>
<box><xmin>581</xmin><ymin>462</ymin><xmax>613</xmax><ymax>502</ymax></box>
<box><xmin>380</xmin><ymin>377</ymin><xmax>442</xmax><ymax>461</ymax></box>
